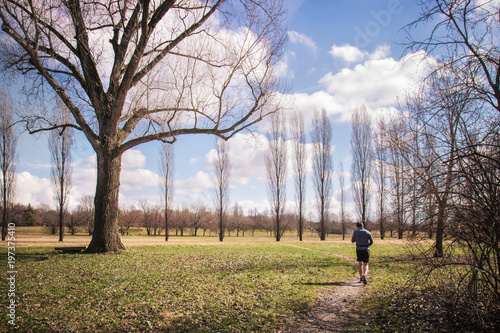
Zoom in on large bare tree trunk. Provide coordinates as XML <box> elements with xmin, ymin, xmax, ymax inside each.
<box><xmin>434</xmin><ymin>201</ymin><xmax>446</xmax><ymax>257</ymax></box>
<box><xmin>86</xmin><ymin>151</ymin><xmax>125</xmax><ymax>252</ymax></box>
<box><xmin>1</xmin><ymin>0</ymin><xmax>287</xmax><ymax>252</ymax></box>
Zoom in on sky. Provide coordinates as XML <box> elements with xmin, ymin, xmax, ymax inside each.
<box><xmin>10</xmin><ymin>0</ymin><xmax>437</xmax><ymax>220</ymax></box>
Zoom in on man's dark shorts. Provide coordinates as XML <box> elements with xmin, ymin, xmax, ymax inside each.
<box><xmin>356</xmin><ymin>249</ymin><xmax>370</xmax><ymax>263</ymax></box>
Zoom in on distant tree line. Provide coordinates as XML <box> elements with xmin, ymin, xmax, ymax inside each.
<box><xmin>9</xmin><ymin>201</ymin><xmax>337</xmax><ymax>238</ymax></box>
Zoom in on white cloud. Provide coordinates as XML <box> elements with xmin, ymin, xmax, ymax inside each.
<box><xmin>174</xmin><ymin>171</ymin><xmax>214</xmax><ymax>202</ymax></box>
<box><xmin>121</xmin><ymin>168</ymin><xmax>161</xmax><ymax>192</ymax></box>
<box><xmin>329</xmin><ymin>44</ymin><xmax>391</xmax><ymax>64</ymax></box>
<box><xmin>16</xmin><ymin>149</ymin><xmax>162</xmax><ymax>210</ymax></box>
<box><xmin>15</xmin><ymin>172</ymin><xmax>53</xmax><ymax>208</ymax></box>
<box><xmin>281</xmin><ymin>48</ymin><xmax>436</xmax><ymax>127</ymax></box>
<box><xmin>288</xmin><ymin>31</ymin><xmax>318</xmax><ymax>52</ymax></box>
<box><xmin>321</xmin><ymin>50</ymin><xmax>432</xmax><ymax>107</ymax></box>
<box><xmin>287</xmin><ymin>90</ymin><xmax>345</xmax><ymax>125</ymax></box>
<box><xmin>122</xmin><ymin>149</ymin><xmax>146</xmax><ymax>169</ymax></box>
<box><xmin>370</xmin><ymin>44</ymin><xmax>391</xmax><ymax>60</ymax></box>
<box><xmin>235</xmin><ymin>199</ymin><xmax>270</xmax><ymax>215</ymax></box>
<box><xmin>190</xmin><ymin>157</ymin><xmax>201</xmax><ymax>164</ymax></box>
<box><xmin>74</xmin><ymin>154</ymin><xmax>96</xmax><ymax>169</ymax></box>
<box><xmin>205</xmin><ymin>133</ymin><xmax>268</xmax><ymax>185</ymax></box>
<box><xmin>316</xmin><ymin>50</ymin><xmax>435</xmax><ymax>121</ymax></box>
<box><xmin>476</xmin><ymin>0</ymin><xmax>500</xmax><ymax>12</ymax></box>
<box><xmin>330</xmin><ymin>44</ymin><xmax>367</xmax><ymax>63</ymax></box>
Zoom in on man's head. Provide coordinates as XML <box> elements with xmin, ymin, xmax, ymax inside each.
<box><xmin>356</xmin><ymin>222</ymin><xmax>363</xmax><ymax>228</ymax></box>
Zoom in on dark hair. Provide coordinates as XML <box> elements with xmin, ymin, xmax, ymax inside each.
<box><xmin>356</xmin><ymin>222</ymin><xmax>363</xmax><ymax>228</ymax></box>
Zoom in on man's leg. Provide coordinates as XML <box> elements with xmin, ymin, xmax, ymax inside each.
<box><xmin>363</xmin><ymin>262</ymin><xmax>369</xmax><ymax>276</ymax></box>
<box><xmin>358</xmin><ymin>261</ymin><xmax>363</xmax><ymax>280</ymax></box>
<box><xmin>361</xmin><ymin>262</ymin><xmax>369</xmax><ymax>284</ymax></box>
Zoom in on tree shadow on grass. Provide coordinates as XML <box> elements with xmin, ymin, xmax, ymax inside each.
<box><xmin>0</xmin><ymin>252</ymin><xmax>51</xmax><ymax>263</ymax></box>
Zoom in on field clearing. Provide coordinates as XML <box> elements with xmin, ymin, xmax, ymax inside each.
<box><xmin>1</xmin><ymin>229</ymin><xmax>423</xmax><ymax>332</ymax></box>
<box><xmin>10</xmin><ymin>226</ymin><xmax>412</xmax><ymax>248</ymax></box>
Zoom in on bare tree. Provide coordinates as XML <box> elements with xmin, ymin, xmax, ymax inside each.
<box><xmin>231</xmin><ymin>202</ymin><xmax>245</xmax><ymax>237</ymax></box>
<box><xmin>120</xmin><ymin>207</ymin><xmax>140</xmax><ymax>236</ymax></box>
<box><xmin>405</xmin><ymin>0</ymin><xmax>500</xmax><ymax>114</ymax></box>
<box><xmin>311</xmin><ymin>109</ymin><xmax>333</xmax><ymax>241</ymax></box>
<box><xmin>351</xmin><ymin>105</ymin><xmax>373</xmax><ymax>226</ymax></box>
<box><xmin>265</xmin><ymin>111</ymin><xmax>288</xmax><ymax>241</ymax></box>
<box><xmin>0</xmin><ymin>0</ymin><xmax>287</xmax><ymax>252</ymax></box>
<box><xmin>374</xmin><ymin>118</ymin><xmax>388</xmax><ymax>239</ymax></box>
<box><xmin>338</xmin><ymin>162</ymin><xmax>348</xmax><ymax>240</ymax></box>
<box><xmin>148</xmin><ymin>205</ymin><xmax>162</xmax><ymax>236</ymax></box>
<box><xmin>67</xmin><ymin>213</ymin><xmax>79</xmax><ymax>235</ymax></box>
<box><xmin>403</xmin><ymin>4</ymin><xmax>500</xmax><ymax>320</ymax></box>
<box><xmin>140</xmin><ymin>201</ymin><xmax>155</xmax><ymax>236</ymax></box>
<box><xmin>188</xmin><ymin>202</ymin><xmax>207</xmax><ymax>236</ymax></box>
<box><xmin>49</xmin><ymin>101</ymin><xmax>73</xmax><ymax>242</ymax></box>
<box><xmin>0</xmin><ymin>88</ymin><xmax>16</xmax><ymax>241</ymax></box>
<box><xmin>401</xmin><ymin>67</ymin><xmax>470</xmax><ymax>256</ymax></box>
<box><xmin>79</xmin><ymin>195</ymin><xmax>95</xmax><ymax>236</ymax></box>
<box><xmin>386</xmin><ymin>112</ymin><xmax>408</xmax><ymax>239</ymax></box>
<box><xmin>159</xmin><ymin>142</ymin><xmax>175</xmax><ymax>241</ymax></box>
<box><xmin>452</xmin><ymin>126</ymin><xmax>500</xmax><ymax>311</ymax></box>
<box><xmin>290</xmin><ymin>112</ymin><xmax>307</xmax><ymax>241</ymax></box>
<box><xmin>173</xmin><ymin>206</ymin><xmax>190</xmax><ymax>237</ymax></box>
<box><xmin>40</xmin><ymin>208</ymin><xmax>58</xmax><ymax>235</ymax></box>
<box><xmin>212</xmin><ymin>138</ymin><xmax>231</xmax><ymax>241</ymax></box>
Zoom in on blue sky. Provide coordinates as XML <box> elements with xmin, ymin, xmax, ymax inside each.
<box><xmin>11</xmin><ymin>0</ymin><xmax>435</xmax><ymax>219</ymax></box>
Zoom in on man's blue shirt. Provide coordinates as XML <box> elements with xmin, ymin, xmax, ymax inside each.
<box><xmin>351</xmin><ymin>228</ymin><xmax>374</xmax><ymax>250</ymax></box>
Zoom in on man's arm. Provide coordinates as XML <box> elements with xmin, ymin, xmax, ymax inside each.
<box><xmin>368</xmin><ymin>232</ymin><xmax>374</xmax><ymax>246</ymax></box>
<box><xmin>351</xmin><ymin>230</ymin><xmax>356</xmax><ymax>243</ymax></box>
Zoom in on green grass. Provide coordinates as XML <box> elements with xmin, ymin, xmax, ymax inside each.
<box><xmin>5</xmin><ymin>232</ymin><xmax>496</xmax><ymax>331</ymax></box>
<box><xmin>1</xmin><ymin>243</ymin><xmax>360</xmax><ymax>332</ymax></box>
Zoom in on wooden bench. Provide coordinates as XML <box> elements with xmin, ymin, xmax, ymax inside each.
<box><xmin>54</xmin><ymin>246</ymin><xmax>87</xmax><ymax>253</ymax></box>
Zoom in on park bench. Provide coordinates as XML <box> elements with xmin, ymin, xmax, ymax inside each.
<box><xmin>54</xmin><ymin>246</ymin><xmax>87</xmax><ymax>253</ymax></box>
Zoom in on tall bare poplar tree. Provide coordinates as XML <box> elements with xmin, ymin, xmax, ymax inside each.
<box><xmin>213</xmin><ymin>138</ymin><xmax>230</xmax><ymax>242</ymax></box>
<box><xmin>0</xmin><ymin>89</ymin><xmax>16</xmax><ymax>241</ymax></box>
<box><xmin>338</xmin><ymin>162</ymin><xmax>347</xmax><ymax>240</ymax></box>
<box><xmin>49</xmin><ymin>101</ymin><xmax>73</xmax><ymax>242</ymax></box>
<box><xmin>351</xmin><ymin>105</ymin><xmax>373</xmax><ymax>226</ymax></box>
<box><xmin>290</xmin><ymin>112</ymin><xmax>306</xmax><ymax>241</ymax></box>
<box><xmin>387</xmin><ymin>112</ymin><xmax>408</xmax><ymax>239</ymax></box>
<box><xmin>159</xmin><ymin>142</ymin><xmax>175</xmax><ymax>241</ymax></box>
<box><xmin>265</xmin><ymin>111</ymin><xmax>287</xmax><ymax>241</ymax></box>
<box><xmin>0</xmin><ymin>0</ymin><xmax>286</xmax><ymax>252</ymax></box>
<box><xmin>374</xmin><ymin>118</ymin><xmax>388</xmax><ymax>239</ymax></box>
<box><xmin>311</xmin><ymin>109</ymin><xmax>333</xmax><ymax>241</ymax></box>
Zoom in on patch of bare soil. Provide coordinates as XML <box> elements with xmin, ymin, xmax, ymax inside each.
<box><xmin>284</xmin><ymin>277</ymin><xmax>366</xmax><ymax>332</ymax></box>
<box><xmin>281</xmin><ymin>245</ymin><xmax>367</xmax><ymax>332</ymax></box>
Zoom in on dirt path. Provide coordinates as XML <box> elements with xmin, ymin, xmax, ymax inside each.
<box><xmin>281</xmin><ymin>245</ymin><xmax>366</xmax><ymax>332</ymax></box>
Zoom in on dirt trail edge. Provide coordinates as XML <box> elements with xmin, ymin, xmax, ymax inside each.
<box><xmin>280</xmin><ymin>244</ymin><xmax>366</xmax><ymax>333</ymax></box>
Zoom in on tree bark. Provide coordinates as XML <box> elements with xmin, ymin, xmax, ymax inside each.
<box><xmin>86</xmin><ymin>150</ymin><xmax>125</xmax><ymax>253</ymax></box>
<box><xmin>434</xmin><ymin>201</ymin><xmax>445</xmax><ymax>257</ymax></box>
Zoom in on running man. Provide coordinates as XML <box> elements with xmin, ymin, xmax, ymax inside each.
<box><xmin>351</xmin><ymin>222</ymin><xmax>374</xmax><ymax>284</ymax></box>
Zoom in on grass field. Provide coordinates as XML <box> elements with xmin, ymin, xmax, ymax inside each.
<box><xmin>1</xmin><ymin>229</ymin><xmax>411</xmax><ymax>332</ymax></box>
